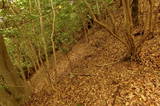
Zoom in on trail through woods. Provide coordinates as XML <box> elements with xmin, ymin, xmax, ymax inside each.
<box><xmin>24</xmin><ymin>2</ymin><xmax>160</xmax><ymax>106</ymax></box>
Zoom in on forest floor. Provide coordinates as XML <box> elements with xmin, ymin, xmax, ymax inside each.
<box><xmin>24</xmin><ymin>27</ymin><xmax>160</xmax><ymax>106</ymax></box>
<box><xmin>24</xmin><ymin>4</ymin><xmax>160</xmax><ymax>106</ymax></box>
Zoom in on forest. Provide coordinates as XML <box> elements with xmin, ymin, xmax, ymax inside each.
<box><xmin>0</xmin><ymin>0</ymin><xmax>160</xmax><ymax>105</ymax></box>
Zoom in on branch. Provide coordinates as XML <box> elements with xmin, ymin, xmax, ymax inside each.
<box><xmin>83</xmin><ymin>0</ymin><xmax>127</xmax><ymax>46</ymax></box>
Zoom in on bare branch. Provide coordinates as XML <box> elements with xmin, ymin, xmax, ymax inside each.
<box><xmin>83</xmin><ymin>0</ymin><xmax>127</xmax><ymax>46</ymax></box>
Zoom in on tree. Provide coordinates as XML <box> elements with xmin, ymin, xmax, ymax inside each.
<box><xmin>83</xmin><ymin>0</ymin><xmax>154</xmax><ymax>61</ymax></box>
<box><xmin>131</xmin><ymin>0</ymin><xmax>139</xmax><ymax>26</ymax></box>
<box><xmin>122</xmin><ymin>0</ymin><xmax>137</xmax><ymax>60</ymax></box>
<box><xmin>119</xmin><ymin>0</ymin><xmax>139</xmax><ymax>26</ymax></box>
<box><xmin>0</xmin><ymin>35</ymin><xmax>29</xmax><ymax>106</ymax></box>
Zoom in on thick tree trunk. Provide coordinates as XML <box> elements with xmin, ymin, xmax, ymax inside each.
<box><xmin>0</xmin><ymin>35</ymin><xmax>29</xmax><ymax>106</ymax></box>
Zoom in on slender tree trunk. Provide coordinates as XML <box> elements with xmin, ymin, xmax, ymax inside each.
<box><xmin>132</xmin><ymin>0</ymin><xmax>139</xmax><ymax>26</ymax></box>
<box><xmin>136</xmin><ymin>0</ymin><xmax>153</xmax><ymax>52</ymax></box>
<box><xmin>122</xmin><ymin>0</ymin><xmax>137</xmax><ymax>60</ymax></box>
<box><xmin>50</xmin><ymin>0</ymin><xmax>57</xmax><ymax>83</ymax></box>
<box><xmin>36</xmin><ymin>0</ymin><xmax>55</xmax><ymax>91</ymax></box>
<box><xmin>0</xmin><ymin>35</ymin><xmax>29</xmax><ymax>106</ymax></box>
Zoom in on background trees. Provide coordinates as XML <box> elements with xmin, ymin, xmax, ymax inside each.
<box><xmin>0</xmin><ymin>0</ymin><xmax>159</xmax><ymax>105</ymax></box>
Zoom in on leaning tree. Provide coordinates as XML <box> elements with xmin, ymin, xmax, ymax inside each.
<box><xmin>0</xmin><ymin>35</ymin><xmax>30</xmax><ymax>106</ymax></box>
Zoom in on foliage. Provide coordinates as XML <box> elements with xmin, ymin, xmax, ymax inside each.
<box><xmin>0</xmin><ymin>0</ymin><xmax>113</xmax><ymax>76</ymax></box>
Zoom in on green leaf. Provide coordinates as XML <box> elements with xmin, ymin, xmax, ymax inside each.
<box><xmin>106</xmin><ymin>0</ymin><xmax>113</xmax><ymax>4</ymax></box>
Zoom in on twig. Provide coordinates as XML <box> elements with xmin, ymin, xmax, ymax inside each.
<box><xmin>112</xmin><ymin>85</ymin><xmax>121</xmax><ymax>106</ymax></box>
<box><xmin>0</xmin><ymin>84</ymin><xmax>26</xmax><ymax>88</ymax></box>
<box><xmin>96</xmin><ymin>60</ymin><xmax>120</xmax><ymax>67</ymax></box>
<box><xmin>68</xmin><ymin>73</ymin><xmax>96</xmax><ymax>77</ymax></box>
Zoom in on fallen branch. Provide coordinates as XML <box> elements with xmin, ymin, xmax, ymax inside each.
<box><xmin>112</xmin><ymin>85</ymin><xmax>121</xmax><ymax>106</ymax></box>
<box><xmin>96</xmin><ymin>60</ymin><xmax>120</xmax><ymax>67</ymax></box>
<box><xmin>68</xmin><ymin>73</ymin><xmax>96</xmax><ymax>77</ymax></box>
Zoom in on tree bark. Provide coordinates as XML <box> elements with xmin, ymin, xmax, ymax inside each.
<box><xmin>132</xmin><ymin>0</ymin><xmax>139</xmax><ymax>26</ymax></box>
<box><xmin>0</xmin><ymin>35</ymin><xmax>29</xmax><ymax>106</ymax></box>
<box><xmin>122</xmin><ymin>0</ymin><xmax>137</xmax><ymax>60</ymax></box>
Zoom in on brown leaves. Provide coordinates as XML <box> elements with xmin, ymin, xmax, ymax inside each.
<box><xmin>139</xmin><ymin>36</ymin><xmax>160</xmax><ymax>69</ymax></box>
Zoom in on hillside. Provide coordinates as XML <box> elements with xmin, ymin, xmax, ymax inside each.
<box><xmin>24</xmin><ymin>22</ymin><xmax>160</xmax><ymax>105</ymax></box>
<box><xmin>0</xmin><ymin>0</ymin><xmax>160</xmax><ymax>106</ymax></box>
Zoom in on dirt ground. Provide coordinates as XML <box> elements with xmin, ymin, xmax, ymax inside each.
<box><xmin>24</xmin><ymin>1</ymin><xmax>160</xmax><ymax>106</ymax></box>
<box><xmin>24</xmin><ymin>26</ymin><xmax>160</xmax><ymax>106</ymax></box>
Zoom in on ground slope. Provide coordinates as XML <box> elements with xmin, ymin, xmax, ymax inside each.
<box><xmin>24</xmin><ymin>26</ymin><xmax>160</xmax><ymax>106</ymax></box>
<box><xmin>24</xmin><ymin>1</ymin><xmax>160</xmax><ymax>105</ymax></box>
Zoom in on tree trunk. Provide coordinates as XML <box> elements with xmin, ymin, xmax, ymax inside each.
<box><xmin>0</xmin><ymin>35</ymin><xmax>29</xmax><ymax>106</ymax></box>
<box><xmin>122</xmin><ymin>0</ymin><xmax>137</xmax><ymax>60</ymax></box>
<box><xmin>132</xmin><ymin>0</ymin><xmax>139</xmax><ymax>26</ymax></box>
